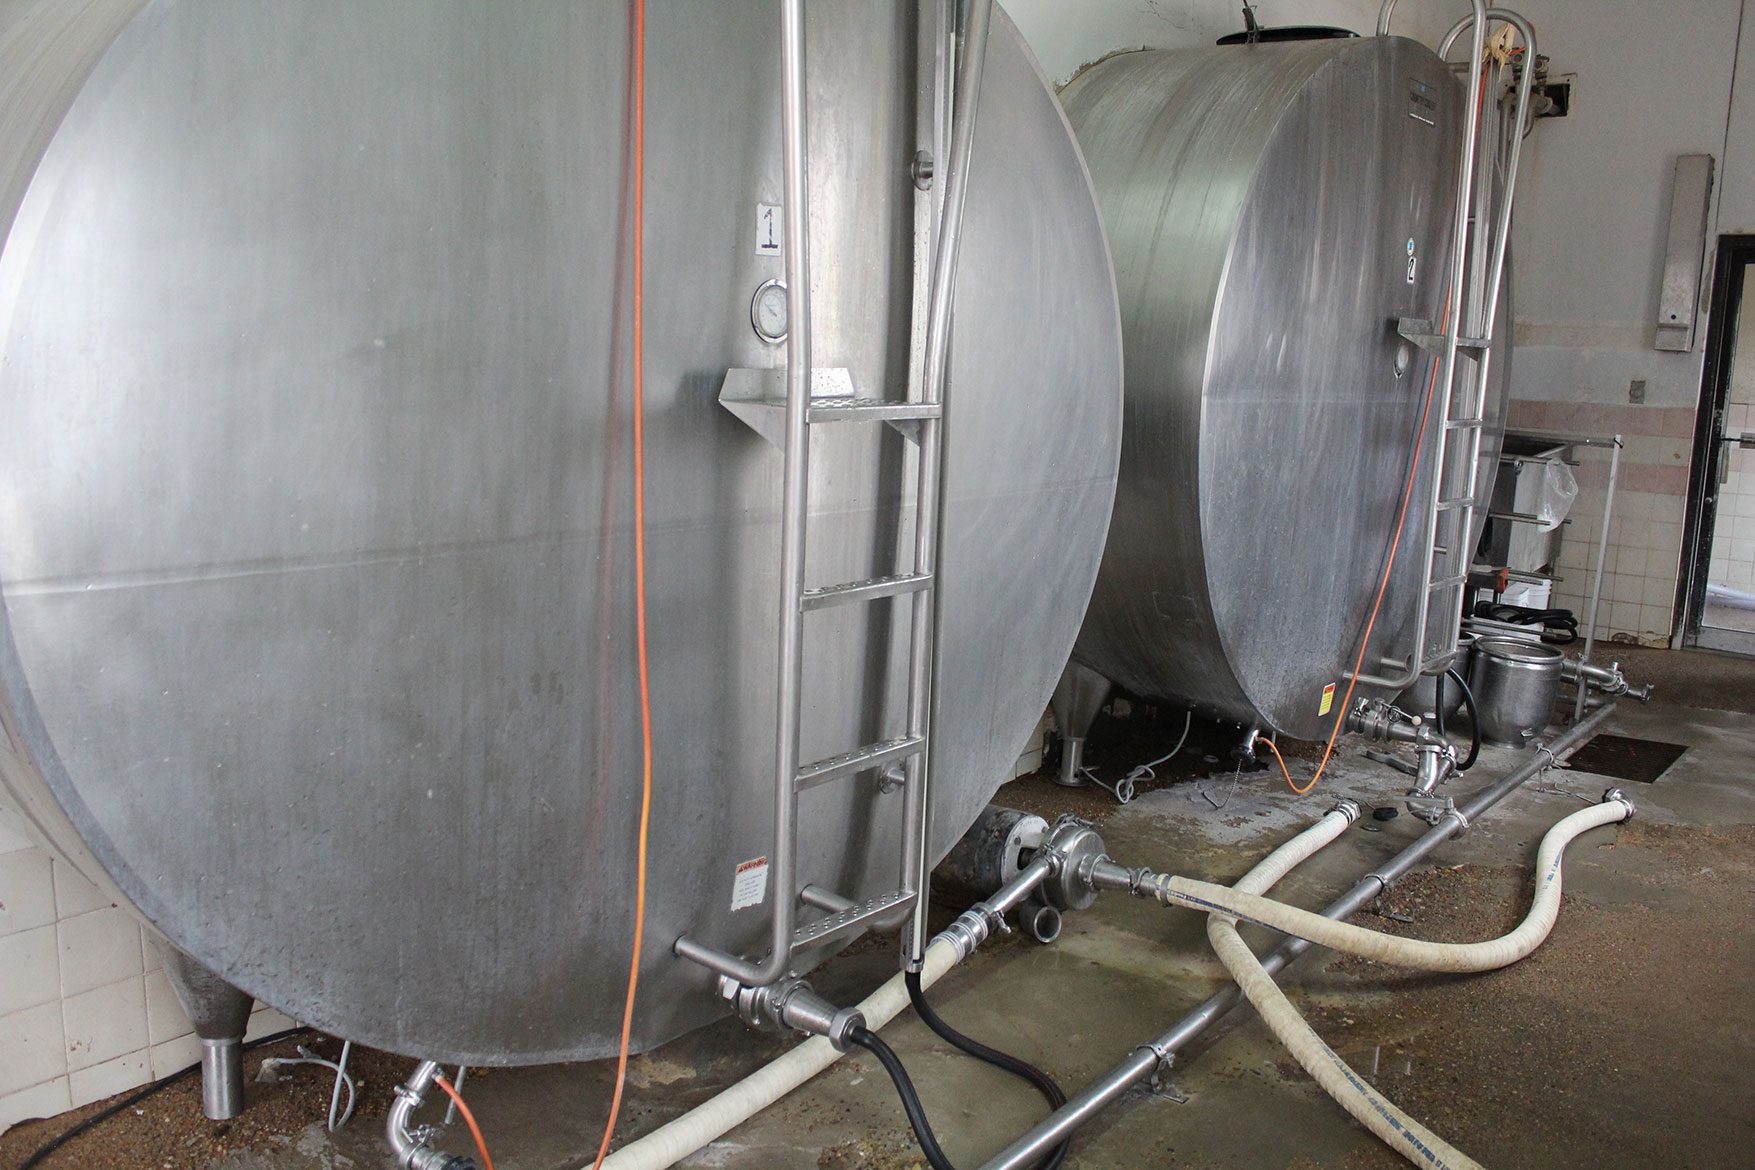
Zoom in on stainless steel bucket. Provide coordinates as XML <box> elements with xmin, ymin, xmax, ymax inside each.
<box><xmin>1469</xmin><ymin>638</ymin><xmax>1565</xmax><ymax>747</ymax></box>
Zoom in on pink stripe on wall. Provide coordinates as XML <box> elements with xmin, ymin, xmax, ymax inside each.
<box><xmin>1571</xmin><ymin>460</ymin><xmax>1689</xmax><ymax>495</ymax></box>
<box><xmin>1505</xmin><ymin>400</ymin><xmax>1696</xmax><ymax>440</ymax></box>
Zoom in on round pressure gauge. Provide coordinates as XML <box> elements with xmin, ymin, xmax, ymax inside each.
<box><xmin>751</xmin><ymin>278</ymin><xmax>788</xmax><ymax>343</ymax></box>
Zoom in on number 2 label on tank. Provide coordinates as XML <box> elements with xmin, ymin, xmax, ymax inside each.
<box><xmin>755</xmin><ymin>203</ymin><xmax>782</xmax><ymax>256</ymax></box>
<box><xmin>731</xmin><ymin>856</ymin><xmax>770</xmax><ymax>911</ymax></box>
<box><xmin>1319</xmin><ymin>683</ymin><xmax>1336</xmax><ymax>716</ymax></box>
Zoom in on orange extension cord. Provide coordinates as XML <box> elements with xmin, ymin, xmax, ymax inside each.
<box><xmin>594</xmin><ymin>0</ymin><xmax>654</xmax><ymax>1165</ymax></box>
<box><xmin>1283</xmin><ymin>62</ymin><xmax>1494</xmax><ymax>795</ymax></box>
<box><xmin>433</xmin><ymin>1075</ymin><xmax>495</xmax><ymax>1170</ymax></box>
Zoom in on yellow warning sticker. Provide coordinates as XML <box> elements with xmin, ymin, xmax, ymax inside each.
<box><xmin>1319</xmin><ymin>683</ymin><xmax>1336</xmax><ymax>717</ymax></box>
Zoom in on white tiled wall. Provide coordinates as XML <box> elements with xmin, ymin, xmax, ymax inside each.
<box><xmin>1711</xmin><ymin>407</ymin><xmax>1755</xmax><ymax>593</ymax></box>
<box><xmin>0</xmin><ymin>806</ymin><xmax>296</xmax><ymax>1133</ymax></box>
<box><xmin>1549</xmin><ymin>487</ymin><xmax>1683</xmax><ymax>647</ymax></box>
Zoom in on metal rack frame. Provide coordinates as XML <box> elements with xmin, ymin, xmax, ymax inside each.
<box><xmin>1465</xmin><ymin>428</ymin><xmax>1624</xmax><ymax>724</ymax></box>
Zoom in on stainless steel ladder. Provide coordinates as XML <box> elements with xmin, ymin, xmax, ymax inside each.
<box><xmin>1353</xmin><ymin>3</ymin><xmax>1537</xmax><ymax>691</ymax></box>
<box><xmin>674</xmin><ymin>0</ymin><xmax>990</xmax><ymax>988</ymax></box>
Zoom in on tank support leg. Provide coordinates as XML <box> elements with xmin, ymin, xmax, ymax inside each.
<box><xmin>1050</xmin><ymin>661</ymin><xmax>1111</xmax><ymax>788</ymax></box>
<box><xmin>151</xmin><ymin>940</ymin><xmax>255</xmax><ymax>1119</ymax></box>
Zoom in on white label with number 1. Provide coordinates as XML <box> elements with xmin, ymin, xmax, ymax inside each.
<box><xmin>755</xmin><ymin>203</ymin><xmax>782</xmax><ymax>256</ymax></box>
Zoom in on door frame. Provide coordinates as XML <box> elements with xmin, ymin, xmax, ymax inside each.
<box><xmin>1678</xmin><ymin>233</ymin><xmax>1755</xmax><ymax>649</ymax></box>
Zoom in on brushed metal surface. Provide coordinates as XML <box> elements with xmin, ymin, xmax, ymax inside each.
<box><xmin>0</xmin><ymin>1</ymin><xmax>1121</xmax><ymax>1062</ymax></box>
<box><xmin>1063</xmin><ymin>36</ymin><xmax>1505</xmax><ymax>740</ymax></box>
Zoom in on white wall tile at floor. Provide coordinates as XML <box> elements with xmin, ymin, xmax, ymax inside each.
<box><xmin>0</xmin><ymin>803</ymin><xmax>304</xmax><ymax>1134</ymax></box>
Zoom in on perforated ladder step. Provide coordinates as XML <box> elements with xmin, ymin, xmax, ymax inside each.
<box><xmin>792</xmin><ymin>889</ymin><xmax>917</xmax><ymax>952</ymax></box>
<box><xmin>802</xmin><ymin>396</ymin><xmax>942</xmax><ymax>423</ymax></box>
<box><xmin>718</xmin><ymin>367</ymin><xmax>939</xmax><ymax>446</ymax></box>
<box><xmin>802</xmin><ymin>573</ymin><xmax>932</xmax><ymax>611</ymax></box>
<box><xmin>795</xmin><ymin>735</ymin><xmax>924</xmax><ymax>792</ymax></box>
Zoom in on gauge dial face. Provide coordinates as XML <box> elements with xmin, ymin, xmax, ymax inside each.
<box><xmin>751</xmin><ymin>279</ymin><xmax>788</xmax><ymax>343</ymax></box>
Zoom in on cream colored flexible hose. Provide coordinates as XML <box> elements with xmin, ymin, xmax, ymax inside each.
<box><xmin>1196</xmin><ymin>796</ymin><xmax>1632</xmax><ymax>1170</ymax></box>
<box><xmin>1159</xmin><ymin>798</ymin><xmax>1634</xmax><ymax>972</ymax></box>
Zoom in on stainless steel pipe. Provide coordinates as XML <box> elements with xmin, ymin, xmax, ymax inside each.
<box><xmin>977</xmin><ymin>699</ymin><xmax>1618</xmax><ymax>1170</ymax></box>
<box><xmin>903</xmin><ymin>0</ymin><xmax>996</xmax><ymax>969</ymax></box>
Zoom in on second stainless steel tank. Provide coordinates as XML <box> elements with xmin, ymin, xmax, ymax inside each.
<box><xmin>1061</xmin><ymin>34</ymin><xmax>1509</xmax><ymax>740</ymax></box>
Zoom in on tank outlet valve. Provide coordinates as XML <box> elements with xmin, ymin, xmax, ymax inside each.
<box><xmin>386</xmin><ymin>1061</ymin><xmax>479</xmax><ymax>1170</ymax></box>
<box><xmin>719</xmin><ymin>975</ymin><xmax>864</xmax><ymax>1051</ymax></box>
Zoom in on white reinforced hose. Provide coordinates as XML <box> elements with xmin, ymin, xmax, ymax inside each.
<box><xmin>1206</xmin><ymin>917</ymin><xmax>1483</xmax><ymax>1170</ymax></box>
<box><xmin>600</xmin><ymin>938</ymin><xmax>961</xmax><ymax>1170</ymax></box>
<box><xmin>1214</xmin><ymin>806</ymin><xmax>1481</xmax><ymax>1166</ymax></box>
<box><xmin>1161</xmin><ymin>798</ymin><xmax>1633</xmax><ymax>973</ymax></box>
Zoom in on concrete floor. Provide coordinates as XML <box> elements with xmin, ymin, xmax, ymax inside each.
<box><xmin>212</xmin><ymin>647</ymin><xmax>1755</xmax><ymax>1169</ymax></box>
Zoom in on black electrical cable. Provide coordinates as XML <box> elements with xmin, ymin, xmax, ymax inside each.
<box><xmin>1473</xmin><ymin>601</ymin><xmax>1578</xmax><ymax>644</ymax></box>
<box><xmin>1445</xmin><ymin>666</ymin><xmax>1481</xmax><ymax>771</ymax></box>
<box><xmin>845</xmin><ymin>1026</ymin><xmax>958</xmax><ymax>1170</ymax></box>
<box><xmin>1432</xmin><ymin>669</ymin><xmax>1481</xmax><ymax>773</ymax></box>
<box><xmin>906</xmin><ymin>971</ymin><xmax>1070</xmax><ymax>1170</ymax></box>
<box><xmin>19</xmin><ymin>1027</ymin><xmax>314</xmax><ymax>1170</ymax></box>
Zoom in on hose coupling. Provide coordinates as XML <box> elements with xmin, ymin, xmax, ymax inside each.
<box><xmin>940</xmin><ymin>906</ymin><xmax>996</xmax><ymax>961</ymax></box>
<box><xmin>719</xmin><ymin>975</ymin><xmax>865</xmax><ymax>1051</ymax></box>
<box><xmin>1329</xmin><ymin>798</ymin><xmax>1362</xmax><ymax>824</ymax></box>
<box><xmin>1601</xmin><ymin>788</ymin><xmax>1636</xmax><ymax>823</ymax></box>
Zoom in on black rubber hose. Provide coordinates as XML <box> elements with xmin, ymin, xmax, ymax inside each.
<box><xmin>1446</xmin><ymin>666</ymin><xmax>1481</xmax><ymax>771</ymax></box>
<box><xmin>906</xmin><ymin>972</ymin><xmax>1070</xmax><ymax>1170</ymax></box>
<box><xmin>1435</xmin><ymin>671</ymin><xmax>1446</xmax><ymax>740</ymax></box>
<box><xmin>845</xmin><ymin>1026</ymin><xmax>959</xmax><ymax>1170</ymax></box>
<box><xmin>20</xmin><ymin>1027</ymin><xmax>313</xmax><ymax>1170</ymax></box>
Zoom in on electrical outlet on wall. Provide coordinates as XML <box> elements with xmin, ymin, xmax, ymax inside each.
<box><xmin>1629</xmin><ymin>379</ymin><xmax>1646</xmax><ymax>404</ymax></box>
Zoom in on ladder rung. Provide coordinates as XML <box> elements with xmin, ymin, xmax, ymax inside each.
<box><xmin>796</xmin><ymin>736</ymin><xmax>924</xmax><ymax>791</ymax></box>
<box><xmin>1445</xmin><ymin>417</ymin><xmax>1484</xmax><ymax>430</ymax></box>
<box><xmin>1427</xmin><ymin>574</ymin><xmax>1469</xmax><ymax>592</ymax></box>
<box><xmin>802</xmin><ymin>572</ymin><xmax>932</xmax><ymax>611</ymax></box>
<box><xmin>1436</xmin><ymin>495</ymin><xmax>1476</xmax><ymax>513</ymax></box>
<box><xmin>792</xmin><ymin>889</ymin><xmax>917</xmax><ymax>952</ymax></box>
<box><xmin>807</xmin><ymin>396</ymin><xmax>942</xmax><ymax>424</ymax></box>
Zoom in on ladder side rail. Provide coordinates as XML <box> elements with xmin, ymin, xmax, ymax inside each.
<box><xmin>1350</xmin><ymin>0</ymin><xmax>1489</xmax><ymax>691</ymax></box>
<box><xmin>674</xmin><ymin>0</ymin><xmax>815</xmax><ymax>987</ymax></box>
<box><xmin>901</xmin><ymin>0</ymin><xmax>995</xmax><ymax>971</ymax></box>
<box><xmin>1425</xmin><ymin>10</ymin><xmax>1539</xmax><ymax>669</ymax></box>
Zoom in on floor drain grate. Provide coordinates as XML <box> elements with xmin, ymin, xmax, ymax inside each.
<box><xmin>1564</xmin><ymin>734</ymin><xmax>1687</xmax><ymax>783</ymax></box>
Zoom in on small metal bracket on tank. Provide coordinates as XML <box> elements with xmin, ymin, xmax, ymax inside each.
<box><xmin>717</xmin><ymin>366</ymin><xmax>936</xmax><ymax>445</ymax></box>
